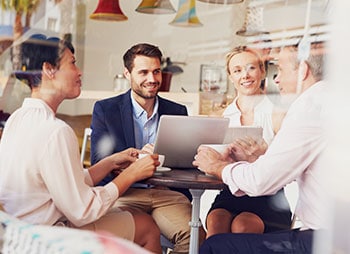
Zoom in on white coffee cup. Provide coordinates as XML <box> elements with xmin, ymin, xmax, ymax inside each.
<box><xmin>157</xmin><ymin>154</ymin><xmax>165</xmax><ymax>168</ymax></box>
<box><xmin>138</xmin><ymin>153</ymin><xmax>165</xmax><ymax>168</ymax></box>
<box><xmin>201</xmin><ymin>144</ymin><xmax>229</xmax><ymax>154</ymax></box>
<box><xmin>138</xmin><ymin>153</ymin><xmax>148</xmax><ymax>160</ymax></box>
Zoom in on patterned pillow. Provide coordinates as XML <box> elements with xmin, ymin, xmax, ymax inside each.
<box><xmin>0</xmin><ymin>211</ymin><xmax>150</xmax><ymax>254</ymax></box>
<box><xmin>0</xmin><ymin>211</ymin><xmax>103</xmax><ymax>253</ymax></box>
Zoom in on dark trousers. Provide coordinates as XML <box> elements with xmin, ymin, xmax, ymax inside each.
<box><xmin>200</xmin><ymin>229</ymin><xmax>314</xmax><ymax>254</ymax></box>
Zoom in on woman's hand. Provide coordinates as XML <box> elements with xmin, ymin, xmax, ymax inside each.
<box><xmin>109</xmin><ymin>148</ymin><xmax>140</xmax><ymax>172</ymax></box>
<box><xmin>113</xmin><ymin>154</ymin><xmax>160</xmax><ymax>195</ymax></box>
<box><xmin>88</xmin><ymin>148</ymin><xmax>142</xmax><ymax>185</ymax></box>
<box><xmin>123</xmin><ymin>154</ymin><xmax>160</xmax><ymax>181</ymax></box>
<box><xmin>141</xmin><ymin>143</ymin><xmax>154</xmax><ymax>154</ymax></box>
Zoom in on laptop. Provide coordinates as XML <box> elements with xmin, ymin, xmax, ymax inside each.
<box><xmin>153</xmin><ymin>115</ymin><xmax>229</xmax><ymax>169</ymax></box>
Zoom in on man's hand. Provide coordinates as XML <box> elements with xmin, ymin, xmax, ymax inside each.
<box><xmin>229</xmin><ymin>137</ymin><xmax>268</xmax><ymax>163</ymax></box>
<box><xmin>192</xmin><ymin>145</ymin><xmax>232</xmax><ymax>180</ymax></box>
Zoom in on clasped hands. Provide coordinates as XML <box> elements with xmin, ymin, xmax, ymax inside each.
<box><xmin>193</xmin><ymin>137</ymin><xmax>267</xmax><ymax>180</ymax></box>
<box><xmin>110</xmin><ymin>144</ymin><xmax>158</xmax><ymax>180</ymax></box>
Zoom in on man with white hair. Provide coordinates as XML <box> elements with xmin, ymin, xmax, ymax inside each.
<box><xmin>195</xmin><ymin>41</ymin><xmax>328</xmax><ymax>254</ymax></box>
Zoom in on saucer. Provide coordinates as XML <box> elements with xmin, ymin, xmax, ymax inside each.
<box><xmin>156</xmin><ymin>167</ymin><xmax>172</xmax><ymax>172</ymax></box>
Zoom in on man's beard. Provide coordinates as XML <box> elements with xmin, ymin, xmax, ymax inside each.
<box><xmin>133</xmin><ymin>81</ymin><xmax>160</xmax><ymax>99</ymax></box>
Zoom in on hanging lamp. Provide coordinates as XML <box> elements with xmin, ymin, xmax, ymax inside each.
<box><xmin>236</xmin><ymin>5</ymin><xmax>266</xmax><ymax>36</ymax></box>
<box><xmin>197</xmin><ymin>0</ymin><xmax>243</xmax><ymax>4</ymax></box>
<box><xmin>136</xmin><ymin>0</ymin><xmax>176</xmax><ymax>14</ymax></box>
<box><xmin>162</xmin><ymin>57</ymin><xmax>184</xmax><ymax>74</ymax></box>
<box><xmin>170</xmin><ymin>0</ymin><xmax>203</xmax><ymax>27</ymax></box>
<box><xmin>90</xmin><ymin>0</ymin><xmax>128</xmax><ymax>21</ymax></box>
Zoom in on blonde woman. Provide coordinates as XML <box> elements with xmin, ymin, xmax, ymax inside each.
<box><xmin>205</xmin><ymin>46</ymin><xmax>292</xmax><ymax>238</ymax></box>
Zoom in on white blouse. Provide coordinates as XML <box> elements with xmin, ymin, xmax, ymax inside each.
<box><xmin>0</xmin><ymin>98</ymin><xmax>119</xmax><ymax>227</ymax></box>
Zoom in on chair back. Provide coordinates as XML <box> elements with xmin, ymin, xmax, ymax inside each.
<box><xmin>80</xmin><ymin>127</ymin><xmax>92</xmax><ymax>166</ymax></box>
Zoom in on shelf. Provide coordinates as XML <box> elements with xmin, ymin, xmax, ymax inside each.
<box><xmin>58</xmin><ymin>90</ymin><xmax>200</xmax><ymax>116</ymax></box>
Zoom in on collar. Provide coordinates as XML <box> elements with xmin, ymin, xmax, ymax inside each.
<box><xmin>22</xmin><ymin>98</ymin><xmax>55</xmax><ymax>115</ymax></box>
<box><xmin>130</xmin><ymin>93</ymin><xmax>159</xmax><ymax>119</ymax></box>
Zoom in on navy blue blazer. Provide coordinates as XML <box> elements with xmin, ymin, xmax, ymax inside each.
<box><xmin>91</xmin><ymin>89</ymin><xmax>188</xmax><ymax>185</ymax></box>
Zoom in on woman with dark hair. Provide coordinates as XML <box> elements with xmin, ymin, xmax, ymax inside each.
<box><xmin>0</xmin><ymin>34</ymin><xmax>162</xmax><ymax>253</ymax></box>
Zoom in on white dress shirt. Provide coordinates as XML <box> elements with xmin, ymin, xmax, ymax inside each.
<box><xmin>0</xmin><ymin>98</ymin><xmax>119</xmax><ymax>227</ymax></box>
<box><xmin>222</xmin><ymin>81</ymin><xmax>328</xmax><ymax>230</ymax></box>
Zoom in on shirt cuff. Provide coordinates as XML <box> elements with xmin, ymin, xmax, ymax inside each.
<box><xmin>83</xmin><ymin>168</ymin><xmax>94</xmax><ymax>186</ymax></box>
<box><xmin>222</xmin><ymin>161</ymin><xmax>249</xmax><ymax>196</ymax></box>
<box><xmin>105</xmin><ymin>182</ymin><xmax>119</xmax><ymax>200</ymax></box>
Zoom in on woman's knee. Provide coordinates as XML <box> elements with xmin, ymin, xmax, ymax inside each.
<box><xmin>133</xmin><ymin>211</ymin><xmax>160</xmax><ymax>236</ymax></box>
<box><xmin>206</xmin><ymin>209</ymin><xmax>233</xmax><ymax>238</ymax></box>
<box><xmin>207</xmin><ymin>208</ymin><xmax>233</xmax><ymax>228</ymax></box>
<box><xmin>231</xmin><ymin>212</ymin><xmax>264</xmax><ymax>233</ymax></box>
<box><xmin>131</xmin><ymin>212</ymin><xmax>162</xmax><ymax>253</ymax></box>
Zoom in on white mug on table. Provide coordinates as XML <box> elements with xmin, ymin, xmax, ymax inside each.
<box><xmin>138</xmin><ymin>153</ymin><xmax>166</xmax><ymax>171</ymax></box>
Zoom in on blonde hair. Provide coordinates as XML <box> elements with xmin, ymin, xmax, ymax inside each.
<box><xmin>225</xmin><ymin>46</ymin><xmax>265</xmax><ymax>76</ymax></box>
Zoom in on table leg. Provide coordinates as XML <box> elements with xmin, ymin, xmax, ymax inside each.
<box><xmin>189</xmin><ymin>189</ymin><xmax>204</xmax><ymax>254</ymax></box>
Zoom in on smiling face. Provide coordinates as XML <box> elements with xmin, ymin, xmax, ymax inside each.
<box><xmin>125</xmin><ymin>55</ymin><xmax>162</xmax><ymax>101</ymax></box>
<box><xmin>228</xmin><ymin>51</ymin><xmax>264</xmax><ymax>96</ymax></box>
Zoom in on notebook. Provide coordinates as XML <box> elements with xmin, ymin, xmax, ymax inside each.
<box><xmin>153</xmin><ymin>115</ymin><xmax>230</xmax><ymax>169</ymax></box>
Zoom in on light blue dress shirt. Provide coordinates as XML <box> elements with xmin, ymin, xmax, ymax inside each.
<box><xmin>131</xmin><ymin>94</ymin><xmax>159</xmax><ymax>149</ymax></box>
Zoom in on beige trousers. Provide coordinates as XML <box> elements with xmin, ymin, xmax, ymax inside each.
<box><xmin>75</xmin><ymin>208</ymin><xmax>135</xmax><ymax>241</ymax></box>
<box><xmin>114</xmin><ymin>187</ymin><xmax>192</xmax><ymax>253</ymax></box>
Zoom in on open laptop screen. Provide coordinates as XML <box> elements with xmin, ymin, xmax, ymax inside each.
<box><xmin>154</xmin><ymin>115</ymin><xmax>229</xmax><ymax>169</ymax></box>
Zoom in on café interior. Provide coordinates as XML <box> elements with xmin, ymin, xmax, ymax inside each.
<box><xmin>1</xmin><ymin>0</ymin><xmax>350</xmax><ymax>253</ymax></box>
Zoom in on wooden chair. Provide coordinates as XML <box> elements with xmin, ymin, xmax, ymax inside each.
<box><xmin>80</xmin><ymin>127</ymin><xmax>92</xmax><ymax>167</ymax></box>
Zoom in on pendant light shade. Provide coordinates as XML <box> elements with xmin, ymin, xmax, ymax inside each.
<box><xmin>90</xmin><ymin>0</ymin><xmax>128</xmax><ymax>21</ymax></box>
<box><xmin>170</xmin><ymin>0</ymin><xmax>203</xmax><ymax>27</ymax></box>
<box><xmin>197</xmin><ymin>0</ymin><xmax>243</xmax><ymax>4</ymax></box>
<box><xmin>162</xmin><ymin>57</ymin><xmax>184</xmax><ymax>74</ymax></box>
<box><xmin>236</xmin><ymin>6</ymin><xmax>266</xmax><ymax>36</ymax></box>
<box><xmin>136</xmin><ymin>0</ymin><xmax>176</xmax><ymax>14</ymax></box>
